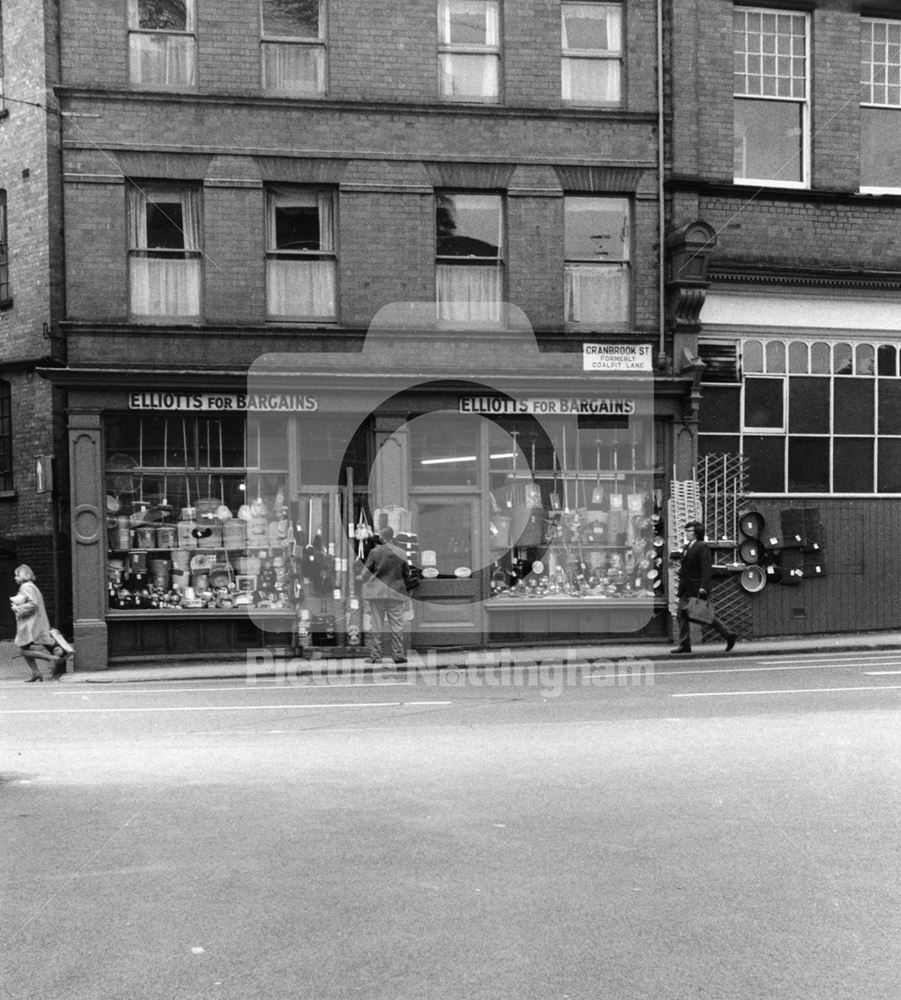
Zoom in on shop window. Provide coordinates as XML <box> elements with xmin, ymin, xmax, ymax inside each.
<box><xmin>860</xmin><ymin>18</ymin><xmax>901</xmax><ymax>193</ymax></box>
<box><xmin>128</xmin><ymin>0</ymin><xmax>197</xmax><ymax>87</ymax></box>
<box><xmin>266</xmin><ymin>187</ymin><xmax>337</xmax><ymax>321</ymax></box>
<box><xmin>410</xmin><ymin>413</ymin><xmax>480</xmax><ymax>486</ymax></box>
<box><xmin>561</xmin><ymin>2</ymin><xmax>622</xmax><ymax>105</ymax></box>
<box><xmin>877</xmin><ymin>439</ymin><xmax>901</xmax><ymax>492</ymax></box>
<box><xmin>127</xmin><ymin>182</ymin><xmax>202</xmax><ymax>320</ymax></box>
<box><xmin>703</xmin><ymin>337</ymin><xmax>901</xmax><ymax>496</ymax></box>
<box><xmin>744</xmin><ymin>377</ymin><xmax>783</xmax><ymax>429</ymax></box>
<box><xmin>563</xmin><ymin>196</ymin><xmax>630</xmax><ymax>326</ymax></box>
<box><xmin>699</xmin><ymin>386</ymin><xmax>740</xmax><ymax>434</ymax></box>
<box><xmin>261</xmin><ymin>0</ymin><xmax>326</xmax><ymax>96</ymax></box>
<box><xmin>436</xmin><ymin>192</ymin><xmax>503</xmax><ymax>324</ymax></box>
<box><xmin>0</xmin><ymin>190</ymin><xmax>8</xmax><ymax>306</ymax></box>
<box><xmin>438</xmin><ymin>0</ymin><xmax>500</xmax><ymax>103</ymax></box>
<box><xmin>733</xmin><ymin>7</ymin><xmax>808</xmax><ymax>187</ymax></box>
<box><xmin>0</xmin><ymin>381</ymin><xmax>11</xmax><ymax>492</ymax></box>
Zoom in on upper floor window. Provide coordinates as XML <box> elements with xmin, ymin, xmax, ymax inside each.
<box><xmin>0</xmin><ymin>190</ymin><xmax>8</xmax><ymax>306</ymax></box>
<box><xmin>860</xmin><ymin>18</ymin><xmax>901</xmax><ymax>193</ymax></box>
<box><xmin>438</xmin><ymin>0</ymin><xmax>500</xmax><ymax>103</ymax></box>
<box><xmin>564</xmin><ymin>195</ymin><xmax>630</xmax><ymax>327</ymax></box>
<box><xmin>0</xmin><ymin>381</ymin><xmax>10</xmax><ymax>493</ymax></box>
<box><xmin>266</xmin><ymin>187</ymin><xmax>337</xmax><ymax>322</ymax></box>
<box><xmin>0</xmin><ymin>2</ymin><xmax>6</xmax><ymax>115</ymax></box>
<box><xmin>561</xmin><ymin>2</ymin><xmax>622</xmax><ymax>105</ymax></box>
<box><xmin>436</xmin><ymin>192</ymin><xmax>503</xmax><ymax>324</ymax></box>
<box><xmin>733</xmin><ymin>7</ymin><xmax>808</xmax><ymax>187</ymax></box>
<box><xmin>261</xmin><ymin>0</ymin><xmax>326</xmax><ymax>96</ymax></box>
<box><xmin>127</xmin><ymin>183</ymin><xmax>201</xmax><ymax>320</ymax></box>
<box><xmin>128</xmin><ymin>0</ymin><xmax>197</xmax><ymax>88</ymax></box>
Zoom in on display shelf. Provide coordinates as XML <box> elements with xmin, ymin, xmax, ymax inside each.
<box><xmin>486</xmin><ymin>596</ymin><xmax>662</xmax><ymax>610</ymax></box>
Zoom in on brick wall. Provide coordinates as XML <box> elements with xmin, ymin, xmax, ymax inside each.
<box><xmin>60</xmin><ymin>0</ymin><xmax>661</xmax><ymax>113</ymax></box>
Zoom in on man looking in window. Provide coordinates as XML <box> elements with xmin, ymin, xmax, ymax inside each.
<box><xmin>671</xmin><ymin>521</ymin><xmax>738</xmax><ymax>655</ymax></box>
<box><xmin>360</xmin><ymin>526</ymin><xmax>414</xmax><ymax>665</ymax></box>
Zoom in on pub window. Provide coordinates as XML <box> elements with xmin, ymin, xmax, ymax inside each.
<box><xmin>0</xmin><ymin>381</ymin><xmax>11</xmax><ymax>492</ymax></box>
<box><xmin>261</xmin><ymin>0</ymin><xmax>326</xmax><ymax>96</ymax></box>
<box><xmin>127</xmin><ymin>182</ymin><xmax>202</xmax><ymax>320</ymax></box>
<box><xmin>128</xmin><ymin>0</ymin><xmax>197</xmax><ymax>87</ymax></box>
<box><xmin>699</xmin><ymin>338</ymin><xmax>901</xmax><ymax>495</ymax></box>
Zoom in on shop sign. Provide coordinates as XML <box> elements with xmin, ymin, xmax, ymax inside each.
<box><xmin>582</xmin><ymin>344</ymin><xmax>652</xmax><ymax>372</ymax></box>
<box><xmin>128</xmin><ymin>391</ymin><xmax>319</xmax><ymax>412</ymax></box>
<box><xmin>459</xmin><ymin>396</ymin><xmax>635</xmax><ymax>416</ymax></box>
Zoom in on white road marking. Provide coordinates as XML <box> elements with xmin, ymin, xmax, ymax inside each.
<box><xmin>755</xmin><ymin>653</ymin><xmax>901</xmax><ymax>666</ymax></box>
<box><xmin>863</xmin><ymin>671</ymin><xmax>901</xmax><ymax>676</ymax></box>
<box><xmin>49</xmin><ymin>682</ymin><xmax>410</xmax><ymax>695</ymax></box>
<box><xmin>0</xmin><ymin>700</ymin><xmax>452</xmax><ymax>716</ymax></box>
<box><xmin>653</xmin><ymin>663</ymin><xmax>851</xmax><ymax>677</ymax></box>
<box><xmin>672</xmin><ymin>685</ymin><xmax>901</xmax><ymax>699</ymax></box>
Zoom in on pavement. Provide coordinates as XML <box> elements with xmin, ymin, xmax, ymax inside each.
<box><xmin>2</xmin><ymin>627</ymin><xmax>901</xmax><ymax>684</ymax></box>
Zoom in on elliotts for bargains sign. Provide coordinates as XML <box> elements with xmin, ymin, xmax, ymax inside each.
<box><xmin>128</xmin><ymin>391</ymin><xmax>319</xmax><ymax>412</ymax></box>
<box><xmin>459</xmin><ymin>396</ymin><xmax>636</xmax><ymax>415</ymax></box>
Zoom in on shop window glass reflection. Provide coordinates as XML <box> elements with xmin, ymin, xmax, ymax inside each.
<box><xmin>410</xmin><ymin>413</ymin><xmax>480</xmax><ymax>486</ymax></box>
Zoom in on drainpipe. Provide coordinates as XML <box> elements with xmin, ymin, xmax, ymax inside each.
<box><xmin>656</xmin><ymin>0</ymin><xmax>666</xmax><ymax>367</ymax></box>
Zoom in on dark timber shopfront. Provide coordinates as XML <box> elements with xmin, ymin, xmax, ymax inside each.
<box><xmin>56</xmin><ymin>328</ymin><xmax>686</xmax><ymax>670</ymax></box>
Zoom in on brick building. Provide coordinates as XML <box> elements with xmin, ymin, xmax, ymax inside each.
<box><xmin>5</xmin><ymin>1</ymin><xmax>896</xmax><ymax>668</ymax></box>
<box><xmin>0</xmin><ymin>0</ymin><xmax>68</xmax><ymax>637</ymax></box>
<box><xmin>671</xmin><ymin>0</ymin><xmax>901</xmax><ymax>635</ymax></box>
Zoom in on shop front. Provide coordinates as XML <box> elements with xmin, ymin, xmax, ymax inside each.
<box><xmin>62</xmin><ymin>365</ymin><xmax>676</xmax><ymax>669</ymax></box>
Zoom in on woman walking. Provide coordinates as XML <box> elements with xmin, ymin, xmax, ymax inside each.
<box><xmin>12</xmin><ymin>564</ymin><xmax>60</xmax><ymax>682</ymax></box>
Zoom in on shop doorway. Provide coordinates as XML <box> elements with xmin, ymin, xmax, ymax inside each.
<box><xmin>411</xmin><ymin>496</ymin><xmax>483</xmax><ymax>646</ymax></box>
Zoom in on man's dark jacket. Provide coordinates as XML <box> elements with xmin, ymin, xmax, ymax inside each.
<box><xmin>361</xmin><ymin>541</ymin><xmax>412</xmax><ymax>601</ymax></box>
<box><xmin>676</xmin><ymin>539</ymin><xmax>713</xmax><ymax>598</ymax></box>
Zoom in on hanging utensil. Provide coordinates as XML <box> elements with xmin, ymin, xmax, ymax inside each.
<box><xmin>183</xmin><ymin>418</ymin><xmax>191</xmax><ymax>511</ymax></box>
<box><xmin>561</xmin><ymin>424</ymin><xmax>570</xmax><ymax>513</ymax></box>
<box><xmin>158</xmin><ymin>418</ymin><xmax>171</xmax><ymax>515</ymax></box>
<box><xmin>550</xmin><ymin>445</ymin><xmax>561</xmax><ymax>511</ymax></box>
<box><xmin>592</xmin><ymin>441</ymin><xmax>603</xmax><ymax>504</ymax></box>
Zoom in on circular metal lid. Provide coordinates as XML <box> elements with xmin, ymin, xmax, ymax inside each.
<box><xmin>739</xmin><ymin>565</ymin><xmax>767</xmax><ymax>593</ymax></box>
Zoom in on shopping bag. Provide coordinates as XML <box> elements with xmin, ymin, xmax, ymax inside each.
<box><xmin>686</xmin><ymin>596</ymin><xmax>716</xmax><ymax>624</ymax></box>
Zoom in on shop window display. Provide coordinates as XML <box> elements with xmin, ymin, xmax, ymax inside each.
<box><xmin>105</xmin><ymin>413</ymin><xmax>291</xmax><ymax>612</ymax></box>
<box><xmin>484</xmin><ymin>416</ymin><xmax>661</xmax><ymax>602</ymax></box>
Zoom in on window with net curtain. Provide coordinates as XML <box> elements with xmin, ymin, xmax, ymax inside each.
<box><xmin>860</xmin><ymin>17</ymin><xmax>901</xmax><ymax>193</ymax></box>
<box><xmin>128</xmin><ymin>0</ymin><xmax>197</xmax><ymax>87</ymax></box>
<box><xmin>561</xmin><ymin>1</ymin><xmax>622</xmax><ymax>104</ymax></box>
<box><xmin>564</xmin><ymin>196</ymin><xmax>630</xmax><ymax>326</ymax></box>
<box><xmin>438</xmin><ymin>0</ymin><xmax>500</xmax><ymax>103</ymax></box>
<box><xmin>436</xmin><ymin>192</ymin><xmax>503</xmax><ymax>324</ymax></box>
<box><xmin>266</xmin><ymin>187</ymin><xmax>337</xmax><ymax>321</ymax></box>
<box><xmin>127</xmin><ymin>183</ymin><xmax>201</xmax><ymax>319</ymax></box>
<box><xmin>261</xmin><ymin>0</ymin><xmax>325</xmax><ymax>95</ymax></box>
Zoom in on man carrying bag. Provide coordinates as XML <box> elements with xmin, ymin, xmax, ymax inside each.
<box><xmin>670</xmin><ymin>520</ymin><xmax>738</xmax><ymax>655</ymax></box>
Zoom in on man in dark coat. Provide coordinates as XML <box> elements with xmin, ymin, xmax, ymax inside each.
<box><xmin>671</xmin><ymin>520</ymin><xmax>737</xmax><ymax>654</ymax></box>
<box><xmin>360</xmin><ymin>526</ymin><xmax>413</xmax><ymax>664</ymax></box>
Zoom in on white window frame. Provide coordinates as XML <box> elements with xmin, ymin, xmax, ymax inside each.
<box><xmin>563</xmin><ymin>195</ymin><xmax>631</xmax><ymax>328</ymax></box>
<box><xmin>437</xmin><ymin>0</ymin><xmax>501</xmax><ymax>104</ymax></box>
<box><xmin>435</xmin><ymin>191</ymin><xmax>505</xmax><ymax>325</ymax></box>
<box><xmin>860</xmin><ymin>17</ymin><xmax>901</xmax><ymax>194</ymax></box>
<box><xmin>733</xmin><ymin>6</ymin><xmax>810</xmax><ymax>189</ymax></box>
<box><xmin>561</xmin><ymin>1</ymin><xmax>623</xmax><ymax>106</ymax></box>
<box><xmin>699</xmin><ymin>337</ymin><xmax>901</xmax><ymax>496</ymax></box>
<box><xmin>127</xmin><ymin>183</ymin><xmax>202</xmax><ymax>321</ymax></box>
<box><xmin>265</xmin><ymin>186</ymin><xmax>338</xmax><ymax>323</ymax></box>
<box><xmin>127</xmin><ymin>0</ymin><xmax>197</xmax><ymax>88</ymax></box>
<box><xmin>260</xmin><ymin>0</ymin><xmax>327</xmax><ymax>96</ymax></box>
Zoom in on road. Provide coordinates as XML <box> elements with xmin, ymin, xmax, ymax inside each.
<box><xmin>2</xmin><ymin>648</ymin><xmax>900</xmax><ymax>999</ymax></box>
